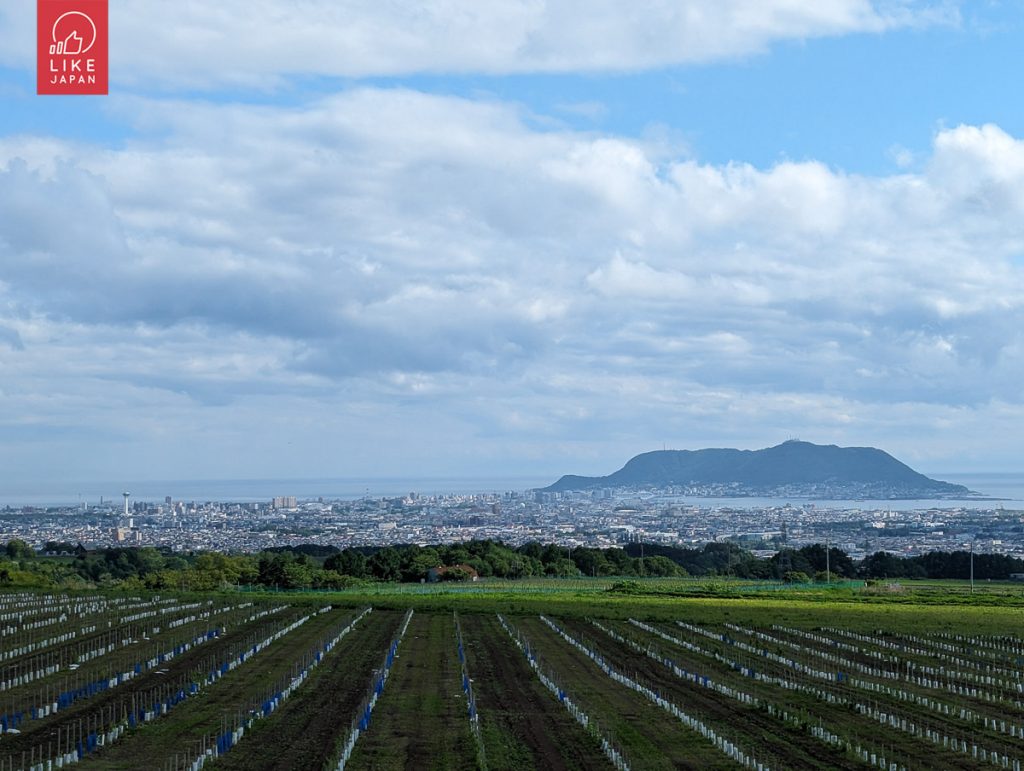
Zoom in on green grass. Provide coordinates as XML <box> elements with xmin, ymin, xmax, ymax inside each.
<box><xmin>5</xmin><ymin>583</ymin><xmax>1024</xmax><ymax>770</ymax></box>
<box><xmin>514</xmin><ymin>615</ymin><xmax>741</xmax><ymax>770</ymax></box>
<box><xmin>76</xmin><ymin>609</ymin><xmax>351</xmax><ymax>770</ymax></box>
<box><xmin>344</xmin><ymin>612</ymin><xmax>477</xmax><ymax>771</ymax></box>
<box><xmin>209</xmin><ymin>610</ymin><xmax>404</xmax><ymax>771</ymax></box>
<box><xmin>591</xmin><ymin>617</ymin><xmax>1005</xmax><ymax>770</ymax></box>
<box><xmin>459</xmin><ymin>613</ymin><xmax>610</xmax><ymax>771</ymax></box>
<box><xmin>300</xmin><ymin>589</ymin><xmax>1024</xmax><ymax>637</ymax></box>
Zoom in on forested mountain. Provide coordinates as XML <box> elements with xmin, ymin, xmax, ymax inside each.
<box><xmin>544</xmin><ymin>440</ymin><xmax>970</xmax><ymax>497</ymax></box>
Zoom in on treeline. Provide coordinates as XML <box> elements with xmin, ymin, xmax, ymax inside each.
<box><xmin>1</xmin><ymin>538</ymin><xmax>1022</xmax><ymax>590</ymax></box>
<box><xmin>621</xmin><ymin>542</ymin><xmax>1024</xmax><ymax>582</ymax></box>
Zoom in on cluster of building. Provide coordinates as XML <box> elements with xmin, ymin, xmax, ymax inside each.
<box><xmin>1</xmin><ymin>487</ymin><xmax>1021</xmax><ymax>559</ymax></box>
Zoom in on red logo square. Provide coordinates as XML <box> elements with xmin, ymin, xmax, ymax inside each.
<box><xmin>37</xmin><ymin>0</ymin><xmax>108</xmax><ymax>95</ymax></box>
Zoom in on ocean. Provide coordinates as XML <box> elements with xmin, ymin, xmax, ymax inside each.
<box><xmin>0</xmin><ymin>472</ymin><xmax>1020</xmax><ymax>510</ymax></box>
<box><xmin>649</xmin><ymin>473</ymin><xmax>1024</xmax><ymax>512</ymax></box>
<box><xmin>0</xmin><ymin>476</ymin><xmax>552</xmax><ymax>508</ymax></box>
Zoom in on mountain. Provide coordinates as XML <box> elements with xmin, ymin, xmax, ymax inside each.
<box><xmin>541</xmin><ymin>440</ymin><xmax>972</xmax><ymax>497</ymax></box>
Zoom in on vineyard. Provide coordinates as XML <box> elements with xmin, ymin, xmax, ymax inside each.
<box><xmin>0</xmin><ymin>590</ymin><xmax>1023</xmax><ymax>770</ymax></box>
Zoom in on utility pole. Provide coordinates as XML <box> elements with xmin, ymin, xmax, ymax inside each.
<box><xmin>970</xmin><ymin>537</ymin><xmax>975</xmax><ymax>594</ymax></box>
<box><xmin>826</xmin><ymin>535</ymin><xmax>830</xmax><ymax>584</ymax></box>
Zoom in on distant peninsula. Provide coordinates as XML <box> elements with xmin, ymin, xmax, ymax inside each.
<box><xmin>541</xmin><ymin>440</ymin><xmax>975</xmax><ymax>499</ymax></box>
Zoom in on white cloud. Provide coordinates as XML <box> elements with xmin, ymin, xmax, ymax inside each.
<box><xmin>0</xmin><ymin>0</ymin><xmax>955</xmax><ymax>87</ymax></box>
<box><xmin>586</xmin><ymin>253</ymin><xmax>696</xmax><ymax>299</ymax></box>
<box><xmin>2</xmin><ymin>87</ymin><xmax>1024</xmax><ymax>476</ymax></box>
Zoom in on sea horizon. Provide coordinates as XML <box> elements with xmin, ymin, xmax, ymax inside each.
<box><xmin>1</xmin><ymin>471</ymin><xmax>1021</xmax><ymax>510</ymax></box>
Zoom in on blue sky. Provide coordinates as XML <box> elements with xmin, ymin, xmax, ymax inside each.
<box><xmin>1</xmin><ymin>1</ymin><xmax>1023</xmax><ymax>483</ymax></box>
<box><xmin>6</xmin><ymin>3</ymin><xmax>1022</xmax><ymax>171</ymax></box>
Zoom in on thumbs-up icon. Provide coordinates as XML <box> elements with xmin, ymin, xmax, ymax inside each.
<box><xmin>52</xmin><ymin>30</ymin><xmax>84</xmax><ymax>56</ymax></box>
<box><xmin>48</xmin><ymin>12</ymin><xmax>97</xmax><ymax>55</ymax></box>
<box><xmin>61</xmin><ymin>30</ymin><xmax>84</xmax><ymax>55</ymax></box>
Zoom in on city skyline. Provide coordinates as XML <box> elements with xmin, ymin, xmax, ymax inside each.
<box><xmin>2</xmin><ymin>2</ymin><xmax>1024</xmax><ymax>483</ymax></box>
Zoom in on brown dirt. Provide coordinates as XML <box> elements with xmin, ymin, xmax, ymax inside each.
<box><xmin>5</xmin><ymin>607</ymin><xmax>333</xmax><ymax>767</ymax></box>
<box><xmin>460</xmin><ymin>613</ymin><xmax>609</xmax><ymax>771</ymax></box>
<box><xmin>210</xmin><ymin>609</ymin><xmax>404</xmax><ymax>771</ymax></box>
<box><xmin>556</xmin><ymin>617</ymin><xmax>868</xmax><ymax>771</ymax></box>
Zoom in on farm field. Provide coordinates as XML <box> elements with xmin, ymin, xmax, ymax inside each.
<box><xmin>285</xmin><ymin>576</ymin><xmax>1024</xmax><ymax>606</ymax></box>
<box><xmin>1</xmin><ymin>587</ymin><xmax>1023</xmax><ymax>770</ymax></box>
<box><xmin>208</xmin><ymin>609</ymin><xmax>404</xmax><ymax>771</ymax></box>
<box><xmin>457</xmin><ymin>613</ymin><xmax>610</xmax><ymax>770</ymax></box>
<box><xmin>300</xmin><ymin>576</ymin><xmax>1024</xmax><ymax>629</ymax></box>
<box><xmin>343</xmin><ymin>611</ymin><xmax>477</xmax><ymax>771</ymax></box>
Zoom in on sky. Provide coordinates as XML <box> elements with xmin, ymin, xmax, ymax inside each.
<box><xmin>1</xmin><ymin>0</ymin><xmax>1023</xmax><ymax>484</ymax></box>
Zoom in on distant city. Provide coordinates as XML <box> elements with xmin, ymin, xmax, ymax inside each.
<box><xmin>2</xmin><ymin>483</ymin><xmax>1022</xmax><ymax>561</ymax></box>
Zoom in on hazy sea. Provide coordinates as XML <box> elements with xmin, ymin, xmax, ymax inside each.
<box><xmin>1</xmin><ymin>472</ymin><xmax>1022</xmax><ymax>511</ymax></box>
<box><xmin>0</xmin><ymin>476</ymin><xmax>551</xmax><ymax>508</ymax></box>
<box><xmin>653</xmin><ymin>472</ymin><xmax>1024</xmax><ymax>511</ymax></box>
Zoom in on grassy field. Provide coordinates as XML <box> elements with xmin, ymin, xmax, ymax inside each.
<box><xmin>3</xmin><ymin>581</ymin><xmax>1024</xmax><ymax>770</ymax></box>
<box><xmin>459</xmin><ymin>613</ymin><xmax>610</xmax><ymax>770</ymax></box>
<box><xmin>295</xmin><ymin>577</ymin><xmax>1024</xmax><ymax>637</ymax></box>
<box><xmin>76</xmin><ymin>609</ymin><xmax>354</xmax><ymax>770</ymax></box>
<box><xmin>209</xmin><ymin>610</ymin><xmax>403</xmax><ymax>771</ymax></box>
<box><xmin>513</xmin><ymin>614</ymin><xmax>742</xmax><ymax>770</ymax></box>
<box><xmin>344</xmin><ymin>611</ymin><xmax>478</xmax><ymax>771</ymax></box>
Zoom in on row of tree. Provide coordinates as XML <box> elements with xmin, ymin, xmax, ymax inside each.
<box><xmin>0</xmin><ymin>538</ymin><xmax>1022</xmax><ymax>590</ymax></box>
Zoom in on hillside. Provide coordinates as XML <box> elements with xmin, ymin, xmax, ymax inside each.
<box><xmin>542</xmin><ymin>440</ymin><xmax>972</xmax><ymax>497</ymax></box>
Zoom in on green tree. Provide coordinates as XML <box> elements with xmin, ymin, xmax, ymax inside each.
<box><xmin>401</xmin><ymin>547</ymin><xmax>442</xmax><ymax>582</ymax></box>
<box><xmin>544</xmin><ymin>558</ymin><xmax>581</xmax><ymax>577</ymax></box>
<box><xmin>862</xmin><ymin>551</ymin><xmax>896</xmax><ymax>578</ymax></box>
<box><xmin>439</xmin><ymin>567</ymin><xmax>473</xmax><ymax>582</ymax></box>
<box><xmin>797</xmin><ymin>544</ymin><xmax>855</xmax><ymax>578</ymax></box>
<box><xmin>640</xmin><ymin>556</ymin><xmax>683</xmax><ymax>577</ymax></box>
<box><xmin>368</xmin><ymin>548</ymin><xmax>402</xmax><ymax>581</ymax></box>
<box><xmin>518</xmin><ymin>542</ymin><xmax>544</xmax><ymax>561</ymax></box>
<box><xmin>572</xmin><ymin>548</ymin><xmax>613</xmax><ymax>577</ymax></box>
<box><xmin>324</xmin><ymin>550</ymin><xmax>369</xmax><ymax>578</ymax></box>
<box><xmin>5</xmin><ymin>539</ymin><xmax>34</xmax><ymax>560</ymax></box>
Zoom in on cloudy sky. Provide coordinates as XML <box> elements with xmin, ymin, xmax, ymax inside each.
<box><xmin>1</xmin><ymin>0</ymin><xmax>1023</xmax><ymax>484</ymax></box>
